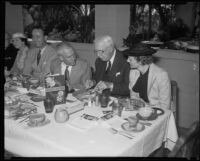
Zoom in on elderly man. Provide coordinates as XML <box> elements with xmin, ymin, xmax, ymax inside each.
<box><xmin>23</xmin><ymin>27</ymin><xmax>57</xmax><ymax>82</ymax></box>
<box><xmin>86</xmin><ymin>35</ymin><xmax>130</xmax><ymax>97</ymax></box>
<box><xmin>50</xmin><ymin>42</ymin><xmax>92</xmax><ymax>91</ymax></box>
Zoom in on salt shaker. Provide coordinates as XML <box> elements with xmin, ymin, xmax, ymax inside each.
<box><xmin>95</xmin><ymin>92</ymin><xmax>99</xmax><ymax>107</ymax></box>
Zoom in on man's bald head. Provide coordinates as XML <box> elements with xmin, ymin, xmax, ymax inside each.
<box><xmin>94</xmin><ymin>35</ymin><xmax>115</xmax><ymax>61</ymax></box>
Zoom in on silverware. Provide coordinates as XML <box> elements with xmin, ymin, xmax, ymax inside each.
<box><xmin>18</xmin><ymin>116</ymin><xmax>30</xmax><ymax>123</ymax></box>
<box><xmin>109</xmin><ymin>128</ymin><xmax>134</xmax><ymax>139</ymax></box>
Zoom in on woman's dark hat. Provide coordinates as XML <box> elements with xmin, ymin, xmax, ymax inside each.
<box><xmin>123</xmin><ymin>43</ymin><xmax>157</xmax><ymax>56</ymax></box>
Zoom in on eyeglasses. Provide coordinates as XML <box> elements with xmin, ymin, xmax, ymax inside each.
<box><xmin>94</xmin><ymin>50</ymin><xmax>105</xmax><ymax>55</ymax></box>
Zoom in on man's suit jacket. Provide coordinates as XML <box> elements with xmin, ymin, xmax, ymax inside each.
<box><xmin>129</xmin><ymin>63</ymin><xmax>171</xmax><ymax>109</ymax></box>
<box><xmin>94</xmin><ymin>50</ymin><xmax>130</xmax><ymax>97</ymax></box>
<box><xmin>23</xmin><ymin>45</ymin><xmax>57</xmax><ymax>81</ymax></box>
<box><xmin>50</xmin><ymin>57</ymin><xmax>91</xmax><ymax>90</ymax></box>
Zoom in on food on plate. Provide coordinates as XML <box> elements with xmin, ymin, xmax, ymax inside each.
<box><xmin>4</xmin><ymin>96</ymin><xmax>20</xmax><ymax>106</ymax></box>
<box><xmin>138</xmin><ymin>107</ymin><xmax>153</xmax><ymax>118</ymax></box>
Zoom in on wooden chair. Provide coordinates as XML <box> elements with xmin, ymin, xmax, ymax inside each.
<box><xmin>171</xmin><ymin>80</ymin><xmax>178</xmax><ymax>124</ymax></box>
<box><xmin>168</xmin><ymin>121</ymin><xmax>199</xmax><ymax>159</ymax></box>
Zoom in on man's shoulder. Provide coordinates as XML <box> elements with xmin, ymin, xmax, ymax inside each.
<box><xmin>76</xmin><ymin>58</ymin><xmax>89</xmax><ymax>68</ymax></box>
<box><xmin>45</xmin><ymin>45</ymin><xmax>57</xmax><ymax>53</ymax></box>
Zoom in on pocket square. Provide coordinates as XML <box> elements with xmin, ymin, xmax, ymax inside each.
<box><xmin>115</xmin><ymin>72</ymin><xmax>121</xmax><ymax>77</ymax></box>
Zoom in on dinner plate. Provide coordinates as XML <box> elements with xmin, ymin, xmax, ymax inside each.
<box><xmin>121</xmin><ymin>122</ymin><xmax>145</xmax><ymax>132</ymax></box>
<box><xmin>27</xmin><ymin>118</ymin><xmax>50</xmax><ymax>127</ymax></box>
<box><xmin>30</xmin><ymin>95</ymin><xmax>46</xmax><ymax>102</ymax></box>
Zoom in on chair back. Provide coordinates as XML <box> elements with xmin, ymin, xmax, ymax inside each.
<box><xmin>171</xmin><ymin>80</ymin><xmax>178</xmax><ymax>123</ymax></box>
<box><xmin>168</xmin><ymin>121</ymin><xmax>199</xmax><ymax>159</ymax></box>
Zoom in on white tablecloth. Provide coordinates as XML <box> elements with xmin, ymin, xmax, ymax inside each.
<box><xmin>5</xmin><ymin>94</ymin><xmax>178</xmax><ymax>157</ymax></box>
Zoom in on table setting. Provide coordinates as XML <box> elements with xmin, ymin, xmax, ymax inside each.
<box><xmin>4</xmin><ymin>76</ymin><xmax>178</xmax><ymax>156</ymax></box>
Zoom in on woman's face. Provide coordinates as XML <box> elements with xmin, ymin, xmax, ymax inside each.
<box><xmin>127</xmin><ymin>56</ymin><xmax>141</xmax><ymax>69</ymax></box>
<box><xmin>12</xmin><ymin>37</ymin><xmax>23</xmax><ymax>49</ymax></box>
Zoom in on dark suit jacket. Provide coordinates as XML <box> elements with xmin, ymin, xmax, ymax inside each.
<box><xmin>50</xmin><ymin>57</ymin><xmax>91</xmax><ymax>90</ymax></box>
<box><xmin>93</xmin><ymin>50</ymin><xmax>130</xmax><ymax>97</ymax></box>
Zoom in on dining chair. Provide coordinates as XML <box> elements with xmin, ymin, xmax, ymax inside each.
<box><xmin>170</xmin><ymin>80</ymin><xmax>178</xmax><ymax>124</ymax></box>
<box><xmin>167</xmin><ymin>121</ymin><xmax>199</xmax><ymax>159</ymax></box>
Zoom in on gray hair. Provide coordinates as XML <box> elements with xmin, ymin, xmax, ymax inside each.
<box><xmin>56</xmin><ymin>42</ymin><xmax>78</xmax><ymax>57</ymax></box>
<box><xmin>94</xmin><ymin>35</ymin><xmax>114</xmax><ymax>48</ymax></box>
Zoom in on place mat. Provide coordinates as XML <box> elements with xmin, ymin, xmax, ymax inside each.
<box><xmin>121</xmin><ymin>122</ymin><xmax>145</xmax><ymax>132</ymax></box>
<box><xmin>27</xmin><ymin>118</ymin><xmax>50</xmax><ymax>128</ymax></box>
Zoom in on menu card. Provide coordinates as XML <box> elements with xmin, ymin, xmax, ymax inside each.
<box><xmin>44</xmin><ymin>75</ymin><xmax>66</xmax><ymax>105</ymax></box>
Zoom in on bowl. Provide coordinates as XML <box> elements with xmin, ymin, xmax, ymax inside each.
<box><xmin>138</xmin><ymin>107</ymin><xmax>153</xmax><ymax>118</ymax></box>
<box><xmin>29</xmin><ymin>113</ymin><xmax>45</xmax><ymax>125</ymax></box>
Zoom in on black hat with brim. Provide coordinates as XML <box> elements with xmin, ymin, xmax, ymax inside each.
<box><xmin>123</xmin><ymin>43</ymin><xmax>157</xmax><ymax>56</ymax></box>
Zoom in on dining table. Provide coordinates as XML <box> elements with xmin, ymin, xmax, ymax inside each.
<box><xmin>4</xmin><ymin>83</ymin><xmax>178</xmax><ymax>157</ymax></box>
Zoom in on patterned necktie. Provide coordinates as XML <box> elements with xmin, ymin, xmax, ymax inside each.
<box><xmin>105</xmin><ymin>61</ymin><xmax>111</xmax><ymax>74</ymax></box>
<box><xmin>37</xmin><ymin>49</ymin><xmax>41</xmax><ymax>65</ymax></box>
<box><xmin>64</xmin><ymin>66</ymin><xmax>69</xmax><ymax>81</ymax></box>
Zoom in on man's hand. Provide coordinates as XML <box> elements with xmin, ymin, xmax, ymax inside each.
<box><xmin>85</xmin><ymin>79</ymin><xmax>96</xmax><ymax>89</ymax></box>
<box><xmin>94</xmin><ymin>81</ymin><xmax>113</xmax><ymax>92</ymax></box>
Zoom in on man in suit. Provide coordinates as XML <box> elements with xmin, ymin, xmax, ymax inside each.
<box><xmin>23</xmin><ymin>27</ymin><xmax>57</xmax><ymax>83</ymax></box>
<box><xmin>86</xmin><ymin>35</ymin><xmax>130</xmax><ymax>97</ymax></box>
<box><xmin>50</xmin><ymin>42</ymin><xmax>92</xmax><ymax>91</ymax></box>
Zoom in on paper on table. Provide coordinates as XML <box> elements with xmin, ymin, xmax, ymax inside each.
<box><xmin>104</xmin><ymin>115</ymin><xmax>127</xmax><ymax>130</ymax></box>
<box><xmin>68</xmin><ymin>116</ymin><xmax>98</xmax><ymax>131</ymax></box>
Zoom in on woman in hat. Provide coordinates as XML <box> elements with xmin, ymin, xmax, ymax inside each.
<box><xmin>10</xmin><ymin>33</ymin><xmax>29</xmax><ymax>75</ymax></box>
<box><xmin>125</xmin><ymin>43</ymin><xmax>171</xmax><ymax>109</ymax></box>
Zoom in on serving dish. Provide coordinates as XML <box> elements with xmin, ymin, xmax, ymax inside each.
<box><xmin>138</xmin><ymin>107</ymin><xmax>153</xmax><ymax>118</ymax></box>
<box><xmin>136</xmin><ymin>107</ymin><xmax>164</xmax><ymax>121</ymax></box>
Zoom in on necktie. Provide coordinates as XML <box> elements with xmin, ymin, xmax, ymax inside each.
<box><xmin>64</xmin><ymin>66</ymin><xmax>69</xmax><ymax>81</ymax></box>
<box><xmin>37</xmin><ymin>50</ymin><xmax>41</xmax><ymax>65</ymax></box>
<box><xmin>105</xmin><ymin>61</ymin><xmax>111</xmax><ymax>74</ymax></box>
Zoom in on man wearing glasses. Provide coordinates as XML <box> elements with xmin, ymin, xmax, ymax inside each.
<box><xmin>86</xmin><ymin>35</ymin><xmax>130</xmax><ymax>97</ymax></box>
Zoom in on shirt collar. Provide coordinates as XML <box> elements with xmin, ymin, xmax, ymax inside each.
<box><xmin>109</xmin><ymin>49</ymin><xmax>116</xmax><ymax>66</ymax></box>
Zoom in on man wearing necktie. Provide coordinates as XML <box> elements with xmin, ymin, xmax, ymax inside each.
<box><xmin>23</xmin><ymin>27</ymin><xmax>57</xmax><ymax>83</ymax></box>
<box><xmin>50</xmin><ymin>42</ymin><xmax>92</xmax><ymax>91</ymax></box>
<box><xmin>85</xmin><ymin>35</ymin><xmax>130</xmax><ymax>97</ymax></box>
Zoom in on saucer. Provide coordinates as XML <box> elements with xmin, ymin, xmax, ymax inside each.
<box><xmin>27</xmin><ymin>118</ymin><xmax>50</xmax><ymax>127</ymax></box>
<box><xmin>121</xmin><ymin>122</ymin><xmax>145</xmax><ymax>132</ymax></box>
